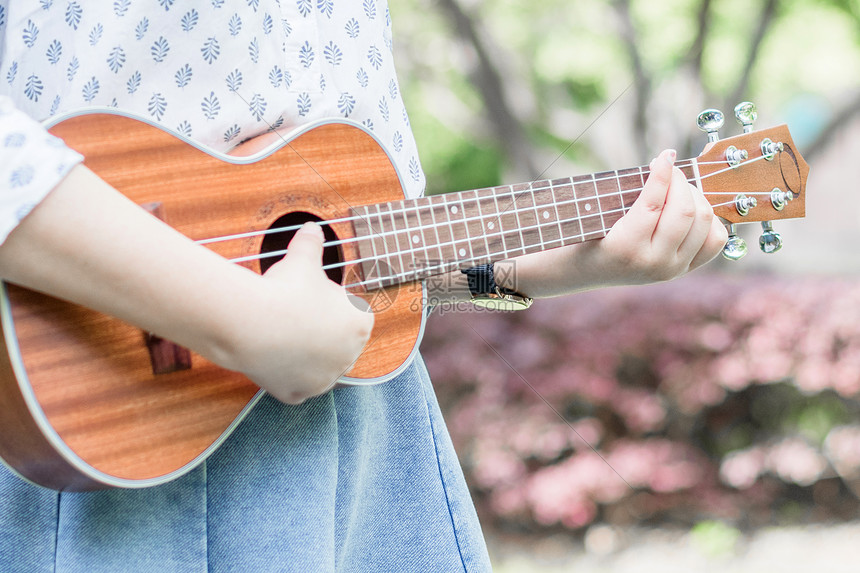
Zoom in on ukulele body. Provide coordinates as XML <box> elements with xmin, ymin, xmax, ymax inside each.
<box><xmin>0</xmin><ymin>111</ymin><xmax>425</xmax><ymax>491</ymax></box>
<box><xmin>0</xmin><ymin>108</ymin><xmax>810</xmax><ymax>491</ymax></box>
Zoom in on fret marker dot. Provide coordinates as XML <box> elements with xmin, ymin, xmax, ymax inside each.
<box><xmin>488</xmin><ymin>222</ymin><xmax>495</xmax><ymax>230</ymax></box>
<box><xmin>585</xmin><ymin>203</ymin><xmax>592</xmax><ymax>211</ymax></box>
<box><xmin>450</xmin><ymin>205</ymin><xmax>458</xmax><ymax>214</ymax></box>
<box><xmin>459</xmin><ymin>248</ymin><xmax>466</xmax><ymax>257</ymax></box>
<box><xmin>412</xmin><ymin>235</ymin><xmax>420</xmax><ymax>244</ymax></box>
<box><xmin>543</xmin><ymin>211</ymin><xmax>550</xmax><ymax>219</ymax></box>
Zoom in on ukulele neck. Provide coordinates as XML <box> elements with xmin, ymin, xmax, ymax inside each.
<box><xmin>350</xmin><ymin>161</ymin><xmax>700</xmax><ymax>290</ymax></box>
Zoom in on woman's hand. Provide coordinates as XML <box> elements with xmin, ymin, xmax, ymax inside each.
<box><xmin>576</xmin><ymin>148</ymin><xmax>728</xmax><ymax>286</ymax></box>
<box><xmin>500</xmin><ymin>149</ymin><xmax>728</xmax><ymax>298</ymax></box>
<box><xmin>0</xmin><ymin>167</ymin><xmax>372</xmax><ymax>406</ymax></box>
<box><xmin>225</xmin><ymin>223</ymin><xmax>374</xmax><ymax>404</ymax></box>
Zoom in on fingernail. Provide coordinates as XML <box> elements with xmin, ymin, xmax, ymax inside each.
<box><xmin>666</xmin><ymin>149</ymin><xmax>677</xmax><ymax>164</ymax></box>
<box><xmin>301</xmin><ymin>221</ymin><xmax>323</xmax><ymax>238</ymax></box>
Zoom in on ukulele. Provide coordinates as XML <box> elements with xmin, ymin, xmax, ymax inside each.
<box><xmin>0</xmin><ymin>105</ymin><xmax>808</xmax><ymax>491</ymax></box>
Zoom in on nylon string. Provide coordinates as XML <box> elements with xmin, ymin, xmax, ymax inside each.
<box><xmin>199</xmin><ymin>154</ymin><xmax>774</xmax><ymax>286</ymax></box>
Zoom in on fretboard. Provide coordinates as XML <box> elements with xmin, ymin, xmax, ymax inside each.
<box><xmin>351</xmin><ymin>161</ymin><xmax>698</xmax><ymax>289</ymax></box>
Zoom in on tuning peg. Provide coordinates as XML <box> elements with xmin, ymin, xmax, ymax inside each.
<box><xmin>697</xmin><ymin>109</ymin><xmax>725</xmax><ymax>143</ymax></box>
<box><xmin>759</xmin><ymin>221</ymin><xmax>783</xmax><ymax>254</ymax></box>
<box><xmin>770</xmin><ymin>187</ymin><xmax>793</xmax><ymax>211</ymax></box>
<box><xmin>722</xmin><ymin>224</ymin><xmax>748</xmax><ymax>261</ymax></box>
<box><xmin>734</xmin><ymin>102</ymin><xmax>758</xmax><ymax>133</ymax></box>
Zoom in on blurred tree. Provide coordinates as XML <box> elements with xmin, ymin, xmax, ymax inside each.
<box><xmin>390</xmin><ymin>0</ymin><xmax>860</xmax><ymax>192</ymax></box>
<box><xmin>389</xmin><ymin>0</ymin><xmax>860</xmax><ymax>538</ymax></box>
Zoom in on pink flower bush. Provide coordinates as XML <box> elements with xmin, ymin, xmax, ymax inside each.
<box><xmin>422</xmin><ymin>274</ymin><xmax>860</xmax><ymax>530</ymax></box>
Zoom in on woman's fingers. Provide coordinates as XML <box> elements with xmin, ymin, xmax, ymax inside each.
<box><xmin>601</xmin><ymin>148</ymin><xmax>728</xmax><ymax>283</ymax></box>
<box><xmin>687</xmin><ymin>213</ymin><xmax>729</xmax><ymax>271</ymax></box>
<box><xmin>620</xmin><ymin>149</ymin><xmax>676</xmax><ymax>241</ymax></box>
<box><xmin>650</xmin><ymin>164</ymin><xmax>697</xmax><ymax>257</ymax></box>
<box><xmin>674</xmin><ymin>178</ymin><xmax>717</xmax><ymax>263</ymax></box>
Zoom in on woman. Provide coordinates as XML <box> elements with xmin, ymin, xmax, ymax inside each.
<box><xmin>0</xmin><ymin>2</ymin><xmax>725</xmax><ymax>571</ymax></box>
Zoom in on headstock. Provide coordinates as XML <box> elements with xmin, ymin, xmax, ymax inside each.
<box><xmin>694</xmin><ymin>102</ymin><xmax>809</xmax><ymax>260</ymax></box>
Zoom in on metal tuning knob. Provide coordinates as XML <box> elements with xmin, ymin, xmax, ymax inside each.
<box><xmin>761</xmin><ymin>138</ymin><xmax>784</xmax><ymax>161</ymax></box>
<box><xmin>722</xmin><ymin>224</ymin><xmax>748</xmax><ymax>261</ymax></box>
<box><xmin>770</xmin><ymin>187</ymin><xmax>793</xmax><ymax>211</ymax></box>
<box><xmin>697</xmin><ymin>109</ymin><xmax>725</xmax><ymax>143</ymax></box>
<box><xmin>759</xmin><ymin>221</ymin><xmax>783</xmax><ymax>254</ymax></box>
<box><xmin>726</xmin><ymin>146</ymin><xmax>749</xmax><ymax>167</ymax></box>
<box><xmin>734</xmin><ymin>102</ymin><xmax>757</xmax><ymax>133</ymax></box>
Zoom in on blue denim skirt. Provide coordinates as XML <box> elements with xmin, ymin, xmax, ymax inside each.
<box><xmin>0</xmin><ymin>357</ymin><xmax>491</xmax><ymax>572</ymax></box>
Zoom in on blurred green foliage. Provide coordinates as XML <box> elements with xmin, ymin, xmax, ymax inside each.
<box><xmin>690</xmin><ymin>519</ymin><xmax>741</xmax><ymax>557</ymax></box>
<box><xmin>390</xmin><ymin>0</ymin><xmax>860</xmax><ymax>192</ymax></box>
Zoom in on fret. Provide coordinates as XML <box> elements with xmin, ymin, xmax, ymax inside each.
<box><xmin>510</xmin><ymin>183</ymin><xmax>540</xmax><ymax>255</ymax></box>
<box><xmin>529</xmin><ymin>183</ymin><xmax>546</xmax><ymax>250</ymax></box>
<box><xmin>549</xmin><ymin>179</ymin><xmax>565</xmax><ymax>244</ymax></box>
<box><xmin>349</xmin><ymin>206</ymin><xmax>378</xmax><ymax>289</ymax></box>
<box><xmin>513</xmin><ymin>184</ymin><xmax>530</xmax><ymax>258</ymax></box>
<box><xmin>572</xmin><ymin>175</ymin><xmax>602</xmax><ymax>238</ymax></box>
<box><xmin>365</xmin><ymin>209</ymin><xmax>382</xmax><ymax>288</ymax></box>
<box><xmin>458</xmin><ymin>194</ymin><xmax>473</xmax><ymax>263</ymax></box>
<box><xmin>532</xmin><ymin>181</ymin><xmax>562</xmax><ymax>249</ymax></box>
<box><xmin>678</xmin><ymin>162</ymin><xmax>697</xmax><ymax>191</ymax></box>
<box><xmin>495</xmin><ymin>185</ymin><xmax>525</xmax><ymax>258</ymax></box>
<box><xmin>400</xmin><ymin>198</ymin><xmax>424</xmax><ymax>276</ymax></box>
<box><xmin>591</xmin><ymin>173</ymin><xmax>608</xmax><ymax>238</ymax></box>
<box><xmin>475</xmin><ymin>188</ymin><xmax>495</xmax><ymax>262</ymax></box>
<box><xmin>594</xmin><ymin>170</ymin><xmax>624</xmax><ymax>231</ymax></box>
<box><xmin>569</xmin><ymin>177</ymin><xmax>584</xmax><ymax>243</ymax></box>
<box><xmin>372</xmin><ymin>203</ymin><xmax>405</xmax><ymax>287</ymax></box>
<box><xmin>490</xmin><ymin>190</ymin><xmax>508</xmax><ymax>257</ymax></box>
<box><xmin>463</xmin><ymin>189</ymin><xmax>488</xmax><ymax>263</ymax></box>
<box><xmin>373</xmin><ymin>205</ymin><xmax>392</xmax><ymax>283</ymax></box>
<box><xmin>616</xmin><ymin>166</ymin><xmax>644</xmax><ymax>216</ymax></box>
<box><xmin>360</xmin><ymin>205</ymin><xmax>380</xmax><ymax>287</ymax></box>
<box><xmin>361</xmin><ymin>205</ymin><xmax>389</xmax><ymax>287</ymax></box>
<box><xmin>400</xmin><ymin>199</ymin><xmax>413</xmax><ymax>261</ymax></box>
<box><xmin>551</xmin><ymin>177</ymin><xmax>582</xmax><ymax>246</ymax></box>
<box><xmin>477</xmin><ymin>189</ymin><xmax>502</xmax><ymax>256</ymax></box>
<box><xmin>386</xmin><ymin>203</ymin><xmax>406</xmax><ymax>278</ymax></box>
<box><xmin>444</xmin><ymin>194</ymin><xmax>470</xmax><ymax>264</ymax></box>
<box><xmin>418</xmin><ymin>198</ymin><xmax>436</xmax><ymax>268</ymax></box>
<box><xmin>402</xmin><ymin>199</ymin><xmax>426</xmax><ymax>272</ymax></box>
<box><xmin>359</xmin><ymin>205</ymin><xmax>396</xmax><ymax>289</ymax></box>
<box><xmin>615</xmin><ymin>170</ymin><xmax>626</xmax><ymax>215</ymax></box>
<box><xmin>431</xmin><ymin>194</ymin><xmax>457</xmax><ymax>265</ymax></box>
<box><xmin>426</xmin><ymin>195</ymin><xmax>444</xmax><ymax>268</ymax></box>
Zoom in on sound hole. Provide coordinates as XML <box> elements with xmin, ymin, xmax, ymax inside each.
<box><xmin>259</xmin><ymin>212</ymin><xmax>343</xmax><ymax>285</ymax></box>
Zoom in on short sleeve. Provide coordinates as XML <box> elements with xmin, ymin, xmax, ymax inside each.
<box><xmin>0</xmin><ymin>96</ymin><xmax>84</xmax><ymax>244</ymax></box>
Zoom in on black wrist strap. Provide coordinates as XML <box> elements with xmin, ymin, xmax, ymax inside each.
<box><xmin>462</xmin><ymin>264</ymin><xmax>519</xmax><ymax>296</ymax></box>
<box><xmin>461</xmin><ymin>263</ymin><xmax>534</xmax><ymax>311</ymax></box>
<box><xmin>462</xmin><ymin>264</ymin><xmax>492</xmax><ymax>295</ymax></box>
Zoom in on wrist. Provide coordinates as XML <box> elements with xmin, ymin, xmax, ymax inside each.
<box><xmin>188</xmin><ymin>265</ymin><xmax>276</xmax><ymax>374</ymax></box>
<box><xmin>500</xmin><ymin>243</ymin><xmax>614</xmax><ymax>299</ymax></box>
<box><xmin>462</xmin><ymin>262</ymin><xmax>533</xmax><ymax>311</ymax></box>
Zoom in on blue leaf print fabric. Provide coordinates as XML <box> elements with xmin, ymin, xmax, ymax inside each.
<box><xmin>0</xmin><ymin>0</ymin><xmax>426</xmax><ymax>244</ymax></box>
<box><xmin>0</xmin><ymin>97</ymin><xmax>82</xmax><ymax>242</ymax></box>
<box><xmin>0</xmin><ymin>5</ymin><xmax>491</xmax><ymax>572</ymax></box>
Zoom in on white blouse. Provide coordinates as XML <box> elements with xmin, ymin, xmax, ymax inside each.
<box><xmin>0</xmin><ymin>0</ymin><xmax>425</xmax><ymax>243</ymax></box>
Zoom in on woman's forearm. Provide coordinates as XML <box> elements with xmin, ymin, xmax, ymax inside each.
<box><xmin>0</xmin><ymin>165</ymin><xmax>373</xmax><ymax>404</ymax></box>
